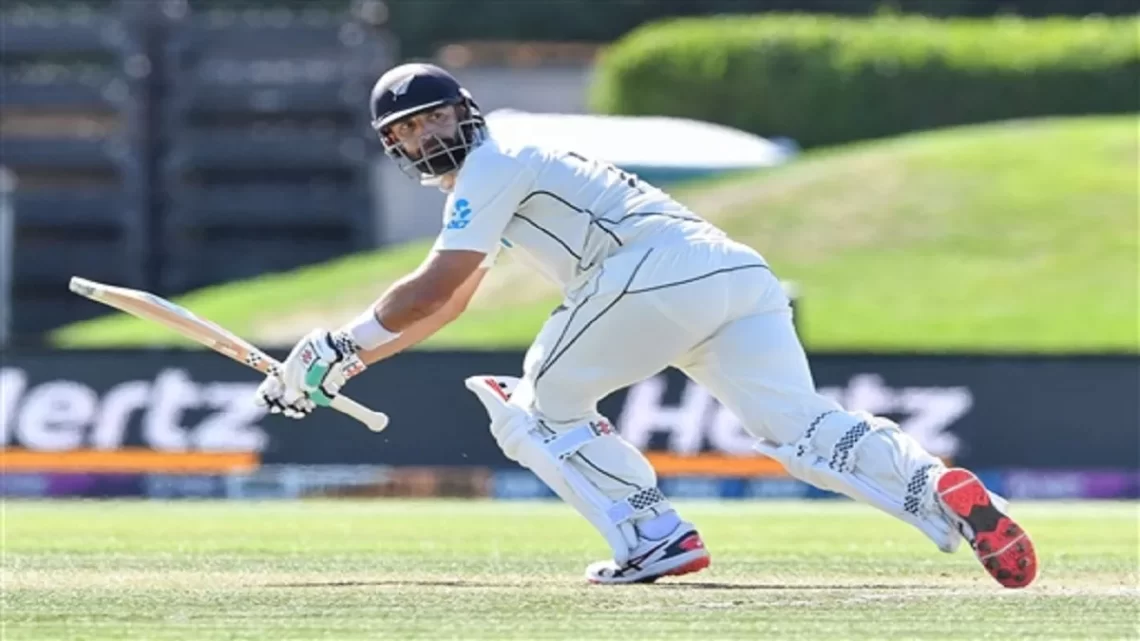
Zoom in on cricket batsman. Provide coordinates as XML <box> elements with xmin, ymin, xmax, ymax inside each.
<box><xmin>254</xmin><ymin>63</ymin><xmax>1038</xmax><ymax>588</ymax></box>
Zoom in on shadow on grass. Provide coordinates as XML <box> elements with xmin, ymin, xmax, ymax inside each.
<box><xmin>262</xmin><ymin>579</ymin><xmax>940</xmax><ymax>591</ymax></box>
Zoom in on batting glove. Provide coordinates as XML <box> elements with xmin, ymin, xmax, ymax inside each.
<box><xmin>254</xmin><ymin>329</ymin><xmax>367</xmax><ymax>418</ymax></box>
<box><xmin>281</xmin><ymin>328</ymin><xmax>368</xmax><ymax>407</ymax></box>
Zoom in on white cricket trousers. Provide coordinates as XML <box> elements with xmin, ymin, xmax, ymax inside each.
<box><xmin>518</xmin><ymin>237</ymin><xmax>844</xmax><ymax>447</ymax></box>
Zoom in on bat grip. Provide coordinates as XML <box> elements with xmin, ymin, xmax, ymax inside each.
<box><xmin>330</xmin><ymin>394</ymin><xmax>390</xmax><ymax>432</ymax></box>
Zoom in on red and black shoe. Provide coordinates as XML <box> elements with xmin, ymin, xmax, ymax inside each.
<box><xmin>586</xmin><ymin>525</ymin><xmax>711</xmax><ymax>585</ymax></box>
<box><xmin>937</xmin><ymin>468</ymin><xmax>1038</xmax><ymax>589</ymax></box>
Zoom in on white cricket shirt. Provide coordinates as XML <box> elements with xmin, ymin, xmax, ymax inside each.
<box><xmin>430</xmin><ymin>136</ymin><xmax>727</xmax><ymax>292</ymax></box>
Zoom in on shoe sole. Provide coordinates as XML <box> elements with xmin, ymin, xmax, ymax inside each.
<box><xmin>937</xmin><ymin>468</ymin><xmax>1038</xmax><ymax>589</ymax></box>
<box><xmin>652</xmin><ymin>553</ymin><xmax>711</xmax><ymax>581</ymax></box>
<box><xmin>587</xmin><ymin>551</ymin><xmax>711</xmax><ymax>585</ymax></box>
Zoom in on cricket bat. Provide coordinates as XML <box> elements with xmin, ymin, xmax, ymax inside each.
<box><xmin>68</xmin><ymin>276</ymin><xmax>390</xmax><ymax>432</ymax></box>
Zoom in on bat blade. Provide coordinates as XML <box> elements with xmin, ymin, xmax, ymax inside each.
<box><xmin>68</xmin><ymin>276</ymin><xmax>390</xmax><ymax>432</ymax></box>
<box><xmin>71</xmin><ymin>277</ymin><xmax>244</xmax><ymax>361</ymax></box>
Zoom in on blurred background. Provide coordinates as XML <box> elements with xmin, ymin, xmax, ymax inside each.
<box><xmin>1</xmin><ymin>0</ymin><xmax>1137</xmax><ymax>501</ymax></box>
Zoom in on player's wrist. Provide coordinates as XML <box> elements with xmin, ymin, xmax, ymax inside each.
<box><xmin>342</xmin><ymin>307</ymin><xmax>402</xmax><ymax>351</ymax></box>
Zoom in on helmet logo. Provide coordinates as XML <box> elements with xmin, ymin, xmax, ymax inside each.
<box><xmin>389</xmin><ymin>75</ymin><xmax>414</xmax><ymax>97</ymax></box>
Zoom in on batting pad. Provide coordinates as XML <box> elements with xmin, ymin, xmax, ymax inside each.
<box><xmin>465</xmin><ymin>375</ymin><xmax>670</xmax><ymax>563</ymax></box>
<box><xmin>758</xmin><ymin>411</ymin><xmax>964</xmax><ymax>552</ymax></box>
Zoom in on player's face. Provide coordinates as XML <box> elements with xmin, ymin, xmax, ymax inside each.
<box><xmin>386</xmin><ymin>106</ymin><xmax>460</xmax><ymax>159</ymax></box>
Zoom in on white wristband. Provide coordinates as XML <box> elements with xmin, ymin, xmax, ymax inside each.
<box><xmin>344</xmin><ymin>308</ymin><xmax>401</xmax><ymax>350</ymax></box>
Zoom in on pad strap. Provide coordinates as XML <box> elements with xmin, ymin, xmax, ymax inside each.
<box><xmin>828</xmin><ymin>420</ymin><xmax>873</xmax><ymax>474</ymax></box>
<box><xmin>904</xmin><ymin>463</ymin><xmax>939</xmax><ymax>517</ymax></box>
<box><xmin>791</xmin><ymin>412</ymin><xmax>896</xmax><ymax>475</ymax></box>
<box><xmin>542</xmin><ymin>421</ymin><xmax>671</xmax><ymax>524</ymax></box>
<box><xmin>543</xmin><ymin>419</ymin><xmax>614</xmax><ymax>460</ymax></box>
<box><xmin>606</xmin><ymin>486</ymin><xmax>669</xmax><ymax>524</ymax></box>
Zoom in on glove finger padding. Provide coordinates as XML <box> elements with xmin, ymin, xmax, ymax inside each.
<box><xmin>254</xmin><ymin>376</ymin><xmax>284</xmax><ymax>408</ymax></box>
<box><xmin>255</xmin><ymin>376</ymin><xmax>315</xmax><ymax>419</ymax></box>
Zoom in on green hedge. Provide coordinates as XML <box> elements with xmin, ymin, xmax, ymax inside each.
<box><xmin>377</xmin><ymin>2</ymin><xmax>1138</xmax><ymax>58</ymax></box>
<box><xmin>590</xmin><ymin>14</ymin><xmax>1140</xmax><ymax>148</ymax></box>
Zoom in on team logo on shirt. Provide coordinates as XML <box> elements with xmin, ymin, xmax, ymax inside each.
<box><xmin>447</xmin><ymin>198</ymin><xmax>473</xmax><ymax>230</ymax></box>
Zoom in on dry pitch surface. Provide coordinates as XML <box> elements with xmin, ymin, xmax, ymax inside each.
<box><xmin>3</xmin><ymin>500</ymin><xmax>1137</xmax><ymax>640</ymax></box>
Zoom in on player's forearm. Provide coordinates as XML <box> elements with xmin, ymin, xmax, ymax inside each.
<box><xmin>347</xmin><ymin>267</ymin><xmax>485</xmax><ymax>365</ymax></box>
<box><xmin>371</xmin><ymin>273</ymin><xmax>448</xmax><ymax>332</ymax></box>
<box><xmin>356</xmin><ymin>300</ymin><xmax>460</xmax><ymax>366</ymax></box>
<box><xmin>340</xmin><ymin>259</ymin><xmax>485</xmax><ymax>361</ymax></box>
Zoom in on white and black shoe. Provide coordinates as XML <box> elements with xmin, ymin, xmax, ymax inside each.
<box><xmin>585</xmin><ymin>522</ymin><xmax>711</xmax><ymax>585</ymax></box>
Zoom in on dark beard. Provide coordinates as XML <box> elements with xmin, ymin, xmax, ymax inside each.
<box><xmin>414</xmin><ymin>139</ymin><xmax>468</xmax><ymax>175</ymax></box>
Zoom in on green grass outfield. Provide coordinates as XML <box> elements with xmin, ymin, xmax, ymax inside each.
<box><xmin>52</xmin><ymin>115</ymin><xmax>1140</xmax><ymax>353</ymax></box>
<box><xmin>3</xmin><ymin>499</ymin><xmax>1138</xmax><ymax>640</ymax></box>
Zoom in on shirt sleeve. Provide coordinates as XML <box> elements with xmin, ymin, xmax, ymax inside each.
<box><xmin>431</xmin><ymin>151</ymin><xmax>534</xmax><ymax>269</ymax></box>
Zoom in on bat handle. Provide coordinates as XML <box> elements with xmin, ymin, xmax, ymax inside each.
<box><xmin>330</xmin><ymin>394</ymin><xmax>390</xmax><ymax>432</ymax></box>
